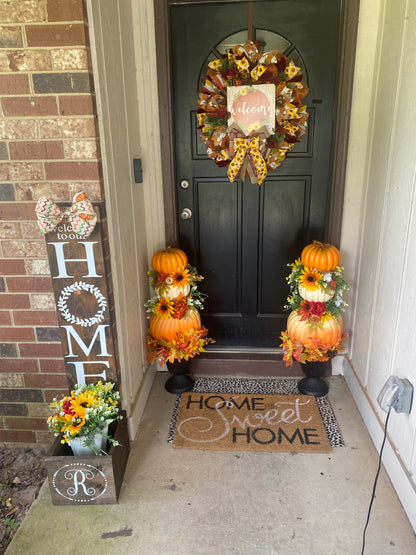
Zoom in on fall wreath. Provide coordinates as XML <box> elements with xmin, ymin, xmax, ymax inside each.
<box><xmin>197</xmin><ymin>40</ymin><xmax>309</xmax><ymax>185</ymax></box>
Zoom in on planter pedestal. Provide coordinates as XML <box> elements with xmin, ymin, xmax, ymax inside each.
<box><xmin>44</xmin><ymin>411</ymin><xmax>129</xmax><ymax>505</ymax></box>
<box><xmin>298</xmin><ymin>361</ymin><xmax>330</xmax><ymax>397</ymax></box>
<box><xmin>165</xmin><ymin>359</ymin><xmax>194</xmax><ymax>394</ymax></box>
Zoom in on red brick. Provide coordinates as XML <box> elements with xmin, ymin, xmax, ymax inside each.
<box><xmin>0</xmin><ymin>203</ymin><xmax>37</xmax><ymax>221</ymax></box>
<box><xmin>19</xmin><ymin>343</ymin><xmax>63</xmax><ymax>358</ymax></box>
<box><xmin>0</xmin><ymin>222</ymin><xmax>21</xmax><ymax>239</ymax></box>
<box><xmin>44</xmin><ymin>388</ymin><xmax>69</xmax><ymax>402</ymax></box>
<box><xmin>26</xmin><ymin>24</ymin><xmax>87</xmax><ymax>47</ymax></box>
<box><xmin>0</xmin><ymin>430</ymin><xmax>36</xmax><ymax>443</ymax></box>
<box><xmin>4</xmin><ymin>417</ymin><xmax>48</xmax><ymax>431</ymax></box>
<box><xmin>0</xmin><ymin>2</ymin><xmax>46</xmax><ymax>24</ymax></box>
<box><xmin>9</xmin><ymin>140</ymin><xmax>64</xmax><ymax>160</ymax></box>
<box><xmin>0</xmin><ymin>26</ymin><xmax>24</xmax><ymax>48</ymax></box>
<box><xmin>0</xmin><ymin>294</ymin><xmax>30</xmax><ymax>309</ymax></box>
<box><xmin>7</xmin><ymin>276</ymin><xmax>53</xmax><ymax>293</ymax></box>
<box><xmin>5</xmin><ymin>49</ymin><xmax>52</xmax><ymax>72</ymax></box>
<box><xmin>0</xmin><ymin>161</ymin><xmax>44</xmax><ymax>181</ymax></box>
<box><xmin>13</xmin><ymin>310</ymin><xmax>58</xmax><ymax>326</ymax></box>
<box><xmin>44</xmin><ymin>161</ymin><xmax>100</xmax><ymax>180</ymax></box>
<box><xmin>2</xmin><ymin>96</ymin><xmax>58</xmax><ymax>117</ymax></box>
<box><xmin>15</xmin><ymin>182</ymin><xmax>69</xmax><ymax>201</ymax></box>
<box><xmin>0</xmin><ymin>119</ymin><xmax>37</xmax><ymax>140</ymax></box>
<box><xmin>0</xmin><ymin>327</ymin><xmax>35</xmax><ymax>341</ymax></box>
<box><xmin>39</xmin><ymin>358</ymin><xmax>66</xmax><ymax>373</ymax></box>
<box><xmin>24</xmin><ymin>373</ymin><xmax>68</xmax><ymax>388</ymax></box>
<box><xmin>47</xmin><ymin>0</ymin><xmax>85</xmax><ymax>22</ymax></box>
<box><xmin>2</xmin><ymin>240</ymin><xmax>46</xmax><ymax>258</ymax></box>
<box><xmin>0</xmin><ymin>259</ymin><xmax>26</xmax><ymax>275</ymax></box>
<box><xmin>38</xmin><ymin>117</ymin><xmax>96</xmax><ymax>139</ymax></box>
<box><xmin>58</xmin><ymin>94</ymin><xmax>94</xmax><ymax>115</ymax></box>
<box><xmin>0</xmin><ymin>311</ymin><xmax>11</xmax><ymax>325</ymax></box>
<box><xmin>0</xmin><ymin>74</ymin><xmax>30</xmax><ymax>94</ymax></box>
<box><xmin>0</xmin><ymin>358</ymin><xmax>38</xmax><ymax>372</ymax></box>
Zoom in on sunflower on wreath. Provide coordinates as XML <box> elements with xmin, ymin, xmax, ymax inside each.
<box><xmin>197</xmin><ymin>40</ymin><xmax>309</xmax><ymax>185</ymax></box>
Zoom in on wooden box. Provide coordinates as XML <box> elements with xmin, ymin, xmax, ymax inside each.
<box><xmin>44</xmin><ymin>411</ymin><xmax>130</xmax><ymax>505</ymax></box>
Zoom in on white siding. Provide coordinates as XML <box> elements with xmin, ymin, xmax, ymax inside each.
<box><xmin>342</xmin><ymin>0</ymin><xmax>416</xmax><ymax>530</ymax></box>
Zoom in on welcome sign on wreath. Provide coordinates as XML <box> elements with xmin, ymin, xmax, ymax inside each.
<box><xmin>35</xmin><ymin>192</ymin><xmax>118</xmax><ymax>390</ymax></box>
<box><xmin>197</xmin><ymin>40</ymin><xmax>309</xmax><ymax>185</ymax></box>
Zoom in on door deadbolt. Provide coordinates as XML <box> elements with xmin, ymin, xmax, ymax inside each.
<box><xmin>180</xmin><ymin>179</ymin><xmax>190</xmax><ymax>189</ymax></box>
<box><xmin>180</xmin><ymin>208</ymin><xmax>192</xmax><ymax>220</ymax></box>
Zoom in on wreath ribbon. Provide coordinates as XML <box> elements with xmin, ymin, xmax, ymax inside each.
<box><xmin>227</xmin><ymin>136</ymin><xmax>268</xmax><ymax>186</ymax></box>
<box><xmin>35</xmin><ymin>191</ymin><xmax>97</xmax><ymax>238</ymax></box>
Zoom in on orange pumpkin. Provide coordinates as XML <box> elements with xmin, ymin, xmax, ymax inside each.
<box><xmin>287</xmin><ymin>311</ymin><xmax>343</xmax><ymax>346</ymax></box>
<box><xmin>149</xmin><ymin>309</ymin><xmax>201</xmax><ymax>342</ymax></box>
<box><xmin>152</xmin><ymin>247</ymin><xmax>188</xmax><ymax>274</ymax></box>
<box><xmin>301</xmin><ymin>241</ymin><xmax>341</xmax><ymax>272</ymax></box>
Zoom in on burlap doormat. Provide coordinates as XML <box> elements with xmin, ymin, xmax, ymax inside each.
<box><xmin>168</xmin><ymin>377</ymin><xmax>344</xmax><ymax>449</ymax></box>
<box><xmin>172</xmin><ymin>392</ymin><xmax>331</xmax><ymax>453</ymax></box>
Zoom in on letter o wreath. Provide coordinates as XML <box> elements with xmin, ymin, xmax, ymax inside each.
<box><xmin>57</xmin><ymin>281</ymin><xmax>107</xmax><ymax>327</ymax></box>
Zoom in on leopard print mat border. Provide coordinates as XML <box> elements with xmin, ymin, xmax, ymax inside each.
<box><xmin>167</xmin><ymin>377</ymin><xmax>344</xmax><ymax>448</ymax></box>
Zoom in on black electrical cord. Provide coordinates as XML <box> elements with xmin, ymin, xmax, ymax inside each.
<box><xmin>361</xmin><ymin>406</ymin><xmax>392</xmax><ymax>555</ymax></box>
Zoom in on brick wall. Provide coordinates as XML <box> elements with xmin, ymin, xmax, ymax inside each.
<box><xmin>0</xmin><ymin>0</ymin><xmax>104</xmax><ymax>446</ymax></box>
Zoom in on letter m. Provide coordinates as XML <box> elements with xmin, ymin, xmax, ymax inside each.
<box><xmin>62</xmin><ymin>325</ymin><xmax>111</xmax><ymax>357</ymax></box>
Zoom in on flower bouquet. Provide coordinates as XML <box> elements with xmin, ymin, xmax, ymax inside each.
<box><xmin>47</xmin><ymin>381</ymin><xmax>122</xmax><ymax>455</ymax></box>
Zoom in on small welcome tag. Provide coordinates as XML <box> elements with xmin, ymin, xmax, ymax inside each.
<box><xmin>173</xmin><ymin>393</ymin><xmax>331</xmax><ymax>453</ymax></box>
<box><xmin>227</xmin><ymin>84</ymin><xmax>276</xmax><ymax>136</ymax></box>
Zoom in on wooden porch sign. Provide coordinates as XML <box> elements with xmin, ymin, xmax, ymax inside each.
<box><xmin>44</xmin><ymin>204</ymin><xmax>118</xmax><ymax>390</ymax></box>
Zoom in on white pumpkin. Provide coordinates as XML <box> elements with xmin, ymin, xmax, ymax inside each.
<box><xmin>161</xmin><ymin>283</ymin><xmax>191</xmax><ymax>300</ymax></box>
<box><xmin>298</xmin><ymin>283</ymin><xmax>334</xmax><ymax>302</ymax></box>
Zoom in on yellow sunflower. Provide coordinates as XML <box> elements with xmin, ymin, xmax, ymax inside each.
<box><xmin>172</xmin><ymin>268</ymin><xmax>191</xmax><ymax>287</ymax></box>
<box><xmin>71</xmin><ymin>391</ymin><xmax>96</xmax><ymax>412</ymax></box>
<box><xmin>67</xmin><ymin>414</ymin><xmax>85</xmax><ymax>435</ymax></box>
<box><xmin>299</xmin><ymin>267</ymin><xmax>322</xmax><ymax>291</ymax></box>
<box><xmin>154</xmin><ymin>298</ymin><xmax>174</xmax><ymax>319</ymax></box>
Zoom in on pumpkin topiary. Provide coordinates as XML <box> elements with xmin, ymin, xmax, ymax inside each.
<box><xmin>151</xmin><ymin>247</ymin><xmax>188</xmax><ymax>274</ymax></box>
<box><xmin>287</xmin><ymin>310</ymin><xmax>343</xmax><ymax>346</ymax></box>
<box><xmin>301</xmin><ymin>241</ymin><xmax>341</xmax><ymax>272</ymax></box>
<box><xmin>149</xmin><ymin>309</ymin><xmax>201</xmax><ymax>342</ymax></box>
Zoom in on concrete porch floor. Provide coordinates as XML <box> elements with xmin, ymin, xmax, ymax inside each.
<box><xmin>7</xmin><ymin>373</ymin><xmax>416</xmax><ymax>554</ymax></box>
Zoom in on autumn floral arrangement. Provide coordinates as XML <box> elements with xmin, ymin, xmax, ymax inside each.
<box><xmin>145</xmin><ymin>247</ymin><xmax>214</xmax><ymax>365</ymax></box>
<box><xmin>47</xmin><ymin>381</ymin><xmax>121</xmax><ymax>454</ymax></box>
<box><xmin>197</xmin><ymin>39</ymin><xmax>309</xmax><ymax>185</ymax></box>
<box><xmin>280</xmin><ymin>241</ymin><xmax>349</xmax><ymax>365</ymax></box>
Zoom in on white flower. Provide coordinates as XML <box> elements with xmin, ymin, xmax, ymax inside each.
<box><xmin>323</xmin><ymin>272</ymin><xmax>332</xmax><ymax>282</ymax></box>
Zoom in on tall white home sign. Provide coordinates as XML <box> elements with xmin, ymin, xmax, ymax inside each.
<box><xmin>44</xmin><ymin>207</ymin><xmax>118</xmax><ymax>389</ymax></box>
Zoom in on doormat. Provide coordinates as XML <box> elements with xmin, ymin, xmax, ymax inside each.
<box><xmin>172</xmin><ymin>392</ymin><xmax>331</xmax><ymax>453</ymax></box>
<box><xmin>168</xmin><ymin>377</ymin><xmax>344</xmax><ymax>448</ymax></box>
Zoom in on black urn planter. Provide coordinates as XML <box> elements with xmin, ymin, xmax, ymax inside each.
<box><xmin>165</xmin><ymin>358</ymin><xmax>194</xmax><ymax>394</ymax></box>
<box><xmin>298</xmin><ymin>360</ymin><xmax>330</xmax><ymax>397</ymax></box>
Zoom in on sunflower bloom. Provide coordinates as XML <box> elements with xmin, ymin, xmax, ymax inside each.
<box><xmin>71</xmin><ymin>391</ymin><xmax>96</xmax><ymax>411</ymax></box>
<box><xmin>299</xmin><ymin>267</ymin><xmax>322</xmax><ymax>291</ymax></box>
<box><xmin>153</xmin><ymin>298</ymin><xmax>174</xmax><ymax>319</ymax></box>
<box><xmin>172</xmin><ymin>268</ymin><xmax>191</xmax><ymax>287</ymax></box>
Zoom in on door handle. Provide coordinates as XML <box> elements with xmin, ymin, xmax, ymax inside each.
<box><xmin>180</xmin><ymin>208</ymin><xmax>192</xmax><ymax>220</ymax></box>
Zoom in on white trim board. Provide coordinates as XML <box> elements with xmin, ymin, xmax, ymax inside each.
<box><xmin>343</xmin><ymin>358</ymin><xmax>416</xmax><ymax>532</ymax></box>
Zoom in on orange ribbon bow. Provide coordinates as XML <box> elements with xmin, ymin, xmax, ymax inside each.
<box><xmin>35</xmin><ymin>191</ymin><xmax>97</xmax><ymax>238</ymax></box>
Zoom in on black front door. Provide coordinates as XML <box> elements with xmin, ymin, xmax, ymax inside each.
<box><xmin>170</xmin><ymin>0</ymin><xmax>341</xmax><ymax>348</ymax></box>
